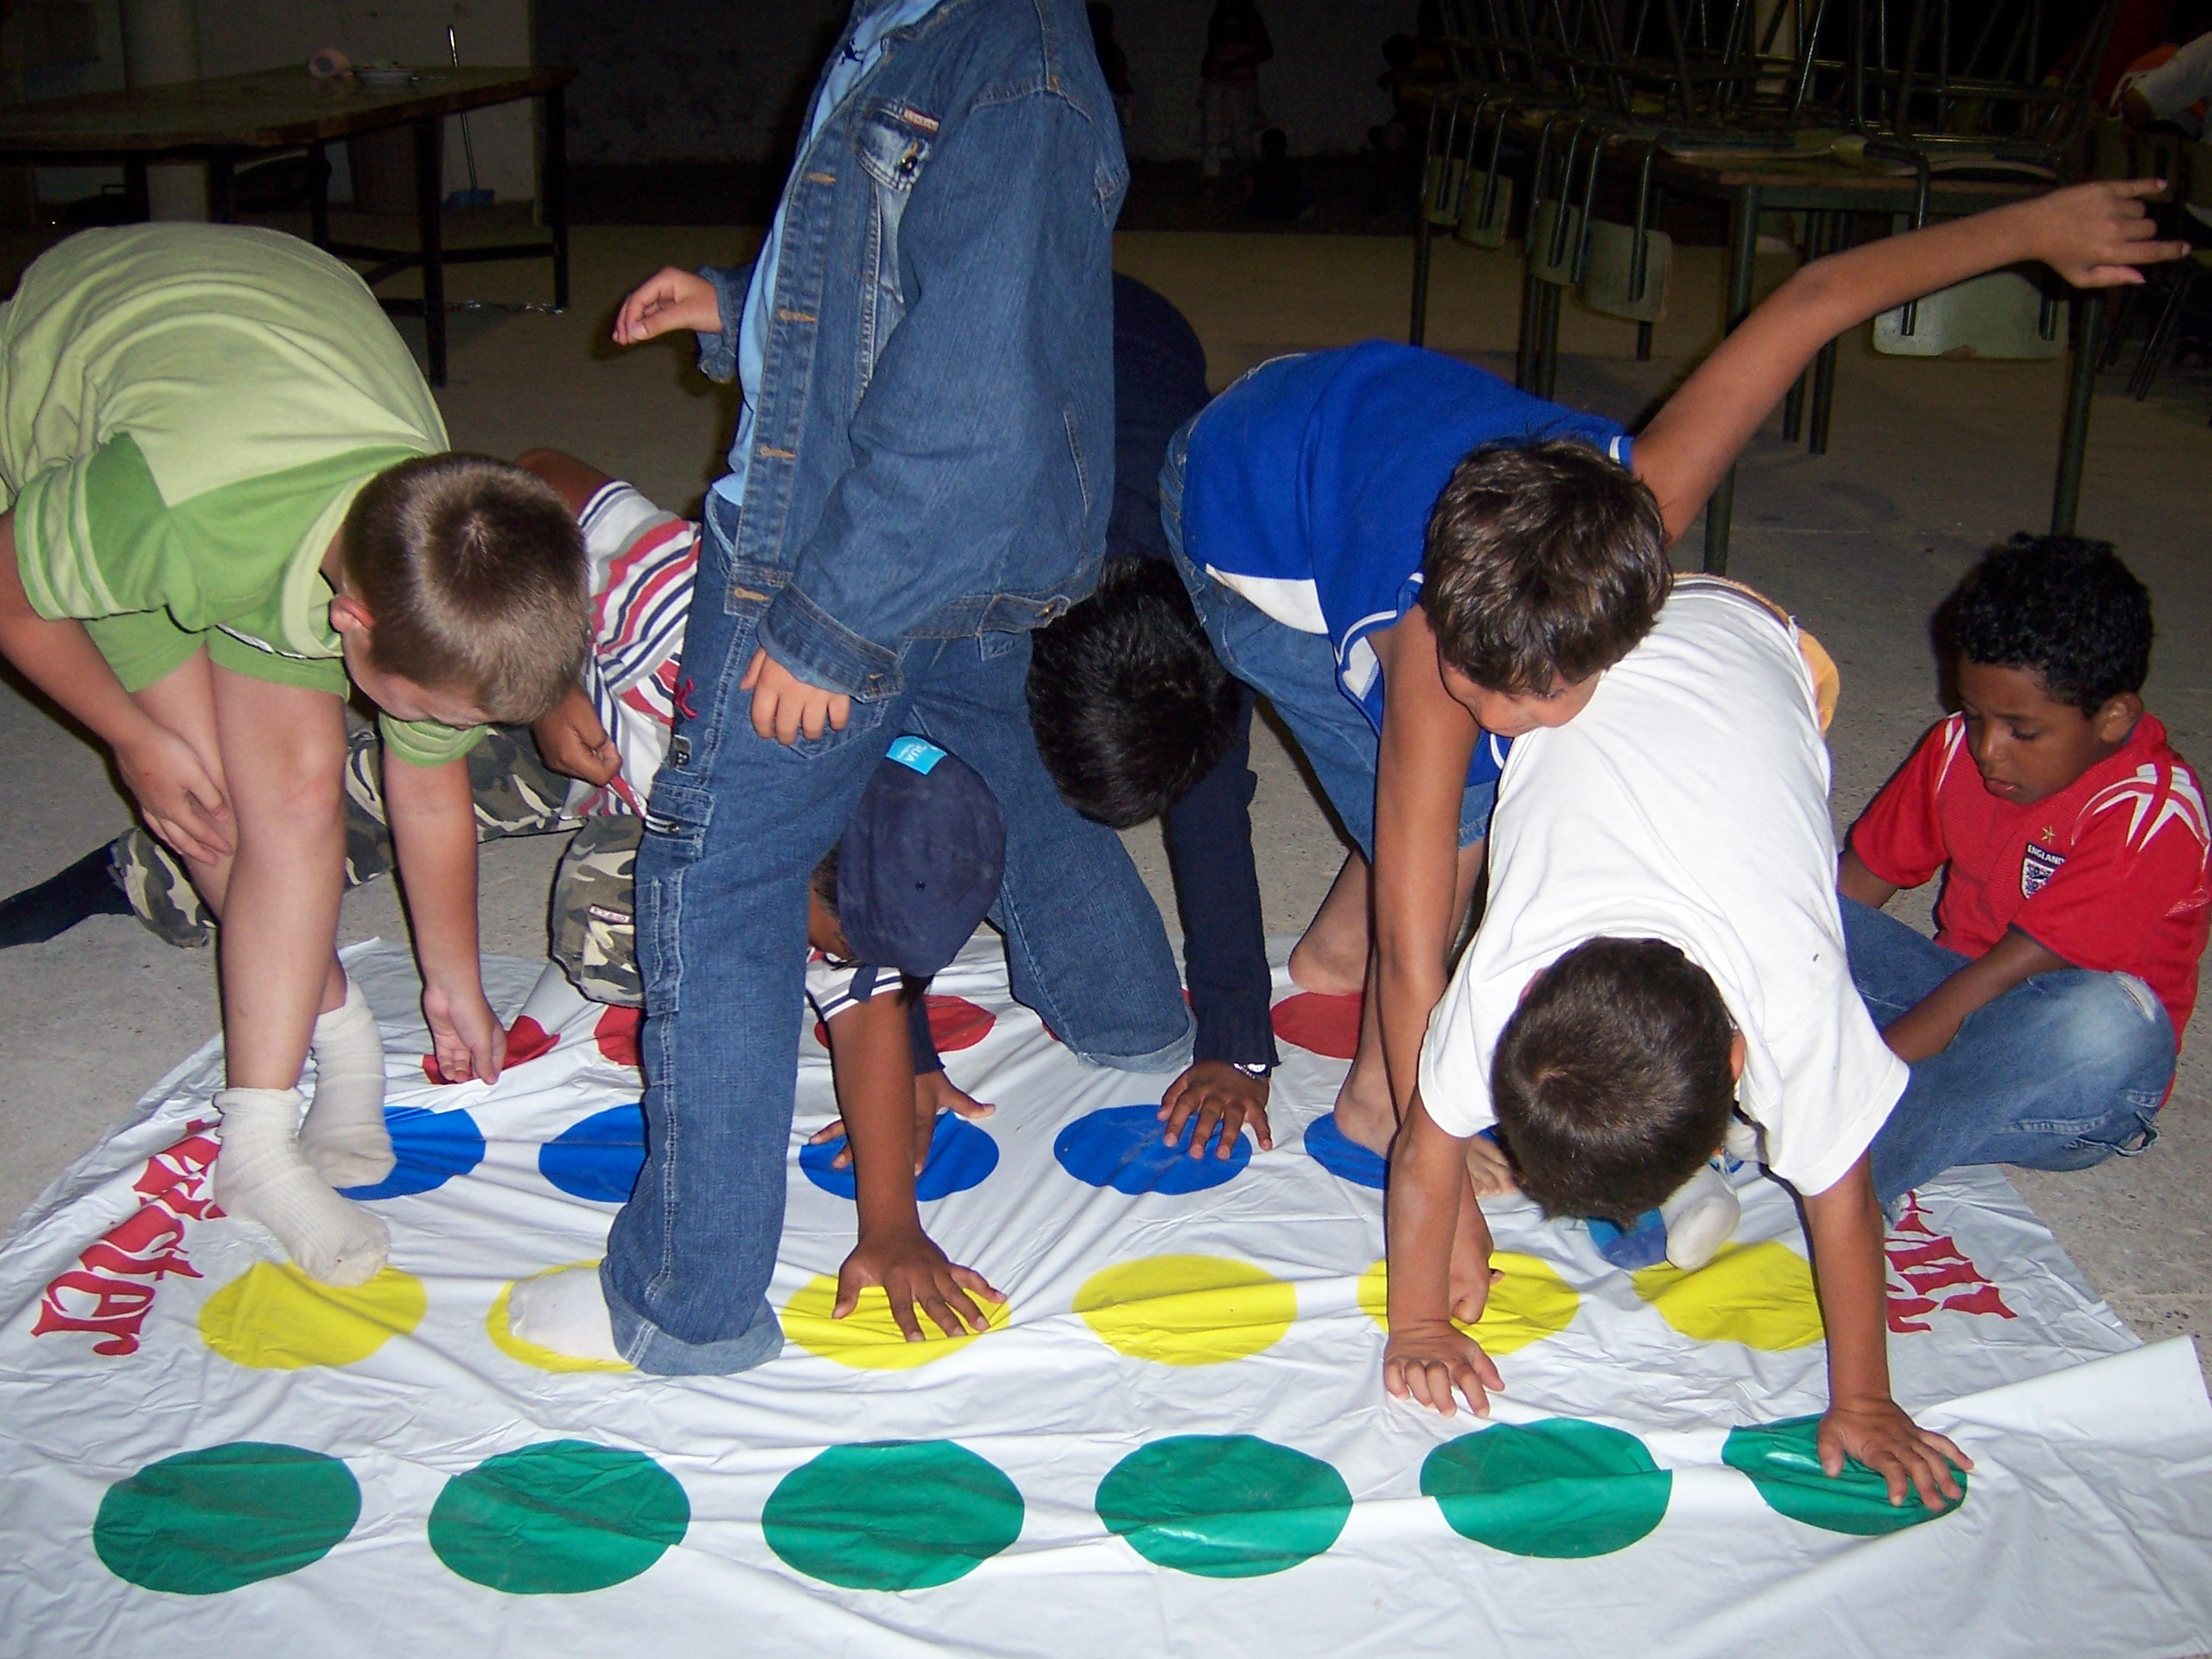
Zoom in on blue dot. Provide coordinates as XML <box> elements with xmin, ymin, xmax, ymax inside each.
<box><xmin>801</xmin><ymin>1112</ymin><xmax>1000</xmax><ymax>1201</ymax></box>
<box><xmin>539</xmin><ymin>1104</ymin><xmax>645</xmax><ymax>1204</ymax></box>
<box><xmin>340</xmin><ymin>1106</ymin><xmax>486</xmax><ymax>1200</ymax></box>
<box><xmin>1054</xmin><ymin>1103</ymin><xmax>1250</xmax><ymax>1195</ymax></box>
<box><xmin>1301</xmin><ymin>1112</ymin><xmax>1386</xmax><ymax>1190</ymax></box>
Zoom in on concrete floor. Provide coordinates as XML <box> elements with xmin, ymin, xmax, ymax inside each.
<box><xmin>1</xmin><ymin>222</ymin><xmax>2206</xmax><ymax>1384</ymax></box>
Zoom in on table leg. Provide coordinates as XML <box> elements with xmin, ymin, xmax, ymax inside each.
<box><xmin>2051</xmin><ymin>289</ymin><xmax>2104</xmax><ymax>538</ymax></box>
<box><xmin>1703</xmin><ymin>184</ymin><xmax>1763</xmax><ymax>574</ymax></box>
<box><xmin>1538</xmin><ymin>278</ymin><xmax>1562</xmax><ymax>400</ymax></box>
<box><xmin>309</xmin><ymin>141</ymin><xmax>329</xmax><ymax>246</ymax></box>
<box><xmin>544</xmin><ymin>85</ymin><xmax>569</xmax><ymax>311</ymax></box>
<box><xmin>1516</xmin><ymin>266</ymin><xmax>1540</xmax><ymax>389</ymax></box>
<box><xmin>1410</xmin><ymin>213</ymin><xmax>1435</xmax><ymax>347</ymax></box>
<box><xmin>123</xmin><ymin>158</ymin><xmax>149</xmax><ymax>222</ymax></box>
<box><xmin>414</xmin><ymin>114</ymin><xmax>447</xmax><ymax>387</ymax></box>
<box><xmin>1636</xmin><ymin>320</ymin><xmax>1653</xmax><ymax>361</ymax></box>
<box><xmin>206</xmin><ymin>154</ymin><xmax>234</xmax><ymax>223</ymax></box>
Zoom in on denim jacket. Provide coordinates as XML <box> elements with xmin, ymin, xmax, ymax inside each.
<box><xmin>694</xmin><ymin>0</ymin><xmax>1128</xmax><ymax>702</ymax></box>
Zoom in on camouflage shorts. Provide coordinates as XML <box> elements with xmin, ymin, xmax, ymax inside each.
<box><xmin>550</xmin><ymin>814</ymin><xmax>642</xmax><ymax>1007</ymax></box>
<box><xmin>112</xmin><ymin>722</ymin><xmax>584</xmax><ymax>950</ymax></box>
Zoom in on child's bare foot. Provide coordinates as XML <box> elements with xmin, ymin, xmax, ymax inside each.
<box><xmin>1464</xmin><ymin>1132</ymin><xmax>1517</xmax><ymax>1198</ymax></box>
<box><xmin>508</xmin><ymin>1264</ymin><xmax>624</xmax><ymax>1362</ymax></box>
<box><xmin>213</xmin><ymin>1086</ymin><xmax>389</xmax><ymax>1285</ymax></box>
<box><xmin>299</xmin><ymin>977</ymin><xmax>395</xmax><ymax>1189</ymax></box>
<box><xmin>1288</xmin><ymin>854</ymin><xmax>1370</xmax><ymax>995</ymax></box>
<box><xmin>1330</xmin><ymin>1055</ymin><xmax>1396</xmax><ymax>1153</ymax></box>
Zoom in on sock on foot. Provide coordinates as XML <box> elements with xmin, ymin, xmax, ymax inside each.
<box><xmin>0</xmin><ymin>846</ymin><xmax>131</xmax><ymax>948</ymax></box>
<box><xmin>299</xmin><ymin>979</ymin><xmax>396</xmax><ymax>1189</ymax></box>
<box><xmin>508</xmin><ymin>1265</ymin><xmax>624</xmax><ymax>1363</ymax></box>
<box><xmin>1660</xmin><ymin>1161</ymin><xmax>1741</xmax><ymax>1272</ymax></box>
<box><xmin>212</xmin><ymin>1086</ymin><xmax>390</xmax><ymax>1285</ymax></box>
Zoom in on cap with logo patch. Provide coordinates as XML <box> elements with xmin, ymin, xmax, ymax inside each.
<box><xmin>838</xmin><ymin>738</ymin><xmax>1006</xmax><ymax>976</ymax></box>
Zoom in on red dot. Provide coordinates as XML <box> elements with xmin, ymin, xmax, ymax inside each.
<box><xmin>926</xmin><ymin>995</ymin><xmax>994</xmax><ymax>1053</ymax></box>
<box><xmin>1271</xmin><ymin>991</ymin><xmax>1363</xmax><ymax>1060</ymax></box>
<box><xmin>594</xmin><ymin>1005</ymin><xmax>641</xmax><ymax>1068</ymax></box>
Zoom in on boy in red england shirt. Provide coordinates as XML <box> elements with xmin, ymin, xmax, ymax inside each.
<box><xmin>1841</xmin><ymin>536</ymin><xmax>2210</xmax><ymax>1202</ymax></box>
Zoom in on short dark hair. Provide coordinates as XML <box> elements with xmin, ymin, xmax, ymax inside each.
<box><xmin>343</xmin><ymin>453</ymin><xmax>588</xmax><ymax>723</ymax></box>
<box><xmin>1027</xmin><ymin>556</ymin><xmax>1242</xmax><ymax>829</ymax></box>
<box><xmin>1947</xmin><ymin>534</ymin><xmax>2152</xmax><ymax>715</ymax></box>
<box><xmin>1491</xmin><ymin>937</ymin><xmax>1735</xmax><ymax>1223</ymax></box>
<box><xmin>1420</xmin><ymin>439</ymin><xmax>1670</xmax><ymax>695</ymax></box>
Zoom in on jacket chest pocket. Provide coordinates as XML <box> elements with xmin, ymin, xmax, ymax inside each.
<box><xmin>854</xmin><ymin>106</ymin><xmax>935</xmax><ymax>392</ymax></box>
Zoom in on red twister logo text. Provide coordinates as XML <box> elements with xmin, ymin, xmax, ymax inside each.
<box><xmin>1885</xmin><ymin>1192</ymin><xmax>2019</xmax><ymax>1333</ymax></box>
<box><xmin>31</xmin><ymin>1129</ymin><xmax>222</xmax><ymax>1357</ymax></box>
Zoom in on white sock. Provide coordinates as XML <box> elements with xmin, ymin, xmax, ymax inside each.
<box><xmin>213</xmin><ymin>1086</ymin><xmax>390</xmax><ymax>1286</ymax></box>
<box><xmin>507</xmin><ymin>1264</ymin><xmax>623</xmax><ymax>1363</ymax></box>
<box><xmin>299</xmin><ymin>978</ymin><xmax>395</xmax><ymax>1189</ymax></box>
<box><xmin>1661</xmin><ymin>1161</ymin><xmax>1741</xmax><ymax>1272</ymax></box>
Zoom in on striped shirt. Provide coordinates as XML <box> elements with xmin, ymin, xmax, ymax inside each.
<box><xmin>575</xmin><ymin>481</ymin><xmax>700</xmax><ymax>817</ymax></box>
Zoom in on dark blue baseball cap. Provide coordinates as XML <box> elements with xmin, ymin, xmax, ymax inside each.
<box><xmin>838</xmin><ymin>737</ymin><xmax>1006</xmax><ymax>976</ymax></box>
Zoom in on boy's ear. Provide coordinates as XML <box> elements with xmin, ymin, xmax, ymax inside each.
<box><xmin>1728</xmin><ymin>1030</ymin><xmax>1747</xmax><ymax>1084</ymax></box>
<box><xmin>2094</xmin><ymin>691</ymin><xmax>2145</xmax><ymax>745</ymax></box>
<box><xmin>328</xmin><ymin>592</ymin><xmax>374</xmax><ymax>640</ymax></box>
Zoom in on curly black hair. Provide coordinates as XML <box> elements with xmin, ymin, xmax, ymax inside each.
<box><xmin>1947</xmin><ymin>535</ymin><xmax>2153</xmax><ymax>715</ymax></box>
<box><xmin>1026</xmin><ymin>556</ymin><xmax>1242</xmax><ymax>829</ymax></box>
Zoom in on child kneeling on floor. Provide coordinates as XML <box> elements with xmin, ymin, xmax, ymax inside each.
<box><xmin>1386</xmin><ymin>577</ymin><xmax>1971</xmax><ymax>1511</ymax></box>
<box><xmin>1842</xmin><ymin>536</ymin><xmax>2209</xmax><ymax>1201</ymax></box>
<box><xmin>510</xmin><ymin>737</ymin><xmax>1011</xmax><ymax>1356</ymax></box>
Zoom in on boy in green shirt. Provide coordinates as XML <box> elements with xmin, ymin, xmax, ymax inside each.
<box><xmin>0</xmin><ymin>224</ymin><xmax>587</xmax><ymax>1285</ymax></box>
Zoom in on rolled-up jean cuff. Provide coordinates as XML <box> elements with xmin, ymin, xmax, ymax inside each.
<box><xmin>1066</xmin><ymin>1004</ymin><xmax>1196</xmax><ymax>1073</ymax></box>
<box><xmin>603</xmin><ymin>1273</ymin><xmax>785</xmax><ymax>1376</ymax></box>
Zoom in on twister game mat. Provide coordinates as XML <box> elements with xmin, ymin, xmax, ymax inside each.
<box><xmin>3</xmin><ymin>939</ymin><xmax>2209</xmax><ymax>1657</ymax></box>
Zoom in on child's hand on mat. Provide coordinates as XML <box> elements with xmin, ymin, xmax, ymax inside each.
<box><xmin>809</xmin><ymin>1073</ymin><xmax>997</xmax><ymax>1173</ymax></box>
<box><xmin>423</xmin><ymin>980</ymin><xmax>507</xmax><ymax>1086</ymax></box>
<box><xmin>532</xmin><ymin>692</ymin><xmax>620</xmax><ymax>787</ymax></box>
<box><xmin>742</xmin><ymin>649</ymin><xmax>851</xmax><ymax>744</ymax></box>
<box><xmin>119</xmin><ymin>722</ymin><xmax>233</xmax><ymax>866</ymax></box>
<box><xmin>1158</xmin><ymin>1061</ymin><xmax>1273</xmax><ymax>1158</ymax></box>
<box><xmin>1383</xmin><ymin>1321</ymin><xmax>1504</xmax><ymax>1417</ymax></box>
<box><xmin>1820</xmin><ymin>1395</ymin><xmax>1973</xmax><ymax>1510</ymax></box>
<box><xmin>2012</xmin><ymin>179</ymin><xmax>2191</xmax><ymax>289</ymax></box>
<box><xmin>611</xmin><ymin>266</ymin><xmax>724</xmax><ymax>344</ymax></box>
<box><xmin>836</xmin><ymin>1226</ymin><xmax>1005</xmax><ymax>1340</ymax></box>
<box><xmin>1463</xmin><ymin>1132</ymin><xmax>1516</xmax><ymax>1197</ymax></box>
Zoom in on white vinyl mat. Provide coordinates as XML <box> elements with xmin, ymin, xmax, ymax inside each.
<box><xmin>2</xmin><ymin>937</ymin><xmax>2209</xmax><ymax>1658</ymax></box>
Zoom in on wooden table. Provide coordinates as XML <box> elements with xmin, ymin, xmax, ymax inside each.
<box><xmin>1410</xmin><ymin>115</ymin><xmax>2092</xmax><ymax>571</ymax></box>
<box><xmin>0</xmin><ymin>65</ymin><xmax>577</xmax><ymax>387</ymax></box>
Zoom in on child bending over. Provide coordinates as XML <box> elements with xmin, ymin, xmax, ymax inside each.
<box><xmin>510</xmin><ymin>738</ymin><xmax>1010</xmax><ymax>1354</ymax></box>
<box><xmin>0</xmin><ymin>226</ymin><xmax>586</xmax><ymax>1285</ymax></box>
<box><xmin>1843</xmin><ymin>537</ymin><xmax>2208</xmax><ymax>1199</ymax></box>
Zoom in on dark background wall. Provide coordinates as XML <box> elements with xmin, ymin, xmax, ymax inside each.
<box><xmin>534</xmin><ymin>0</ymin><xmax>1421</xmax><ymax>167</ymax></box>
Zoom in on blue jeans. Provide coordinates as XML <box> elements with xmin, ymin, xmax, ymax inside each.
<box><xmin>1844</xmin><ymin>897</ymin><xmax>2171</xmax><ymax>1204</ymax></box>
<box><xmin>602</xmin><ymin>499</ymin><xmax>1193</xmax><ymax>1375</ymax></box>
<box><xmin>1159</xmin><ymin>422</ymin><xmax>1494</xmax><ymax>858</ymax></box>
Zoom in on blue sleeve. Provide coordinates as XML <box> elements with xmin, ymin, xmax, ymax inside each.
<box><xmin>1163</xmin><ymin>688</ymin><xmax>1279</xmax><ymax>1070</ymax></box>
<box><xmin>692</xmin><ymin>262</ymin><xmax>757</xmax><ymax>386</ymax></box>
<box><xmin>908</xmin><ymin>992</ymin><xmax>944</xmax><ymax>1077</ymax></box>
<box><xmin>757</xmin><ymin>91</ymin><xmax>1117</xmax><ymax>697</ymax></box>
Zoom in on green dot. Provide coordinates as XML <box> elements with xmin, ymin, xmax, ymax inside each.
<box><xmin>428</xmin><ymin>1440</ymin><xmax>689</xmax><ymax>1594</ymax></box>
<box><xmin>1420</xmin><ymin>1419</ymin><xmax>1671</xmax><ymax>1558</ymax></box>
<box><xmin>763</xmin><ymin>1440</ymin><xmax>1023</xmax><ymax>1590</ymax></box>
<box><xmin>94</xmin><ymin>1442</ymin><xmax>360</xmax><ymax>1595</ymax></box>
<box><xmin>1096</xmin><ymin>1435</ymin><xmax>1351</xmax><ymax>1578</ymax></box>
<box><xmin>1723</xmin><ymin>1416</ymin><xmax>1966</xmax><ymax>1535</ymax></box>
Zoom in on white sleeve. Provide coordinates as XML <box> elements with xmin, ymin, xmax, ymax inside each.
<box><xmin>2132</xmin><ymin>33</ymin><xmax>2212</xmax><ymax>120</ymax></box>
<box><xmin>1417</xmin><ymin>951</ymin><xmax>1510</xmax><ymax>1138</ymax></box>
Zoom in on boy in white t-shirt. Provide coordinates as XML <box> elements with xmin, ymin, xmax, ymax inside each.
<box><xmin>1385</xmin><ymin>577</ymin><xmax>1971</xmax><ymax>1512</ymax></box>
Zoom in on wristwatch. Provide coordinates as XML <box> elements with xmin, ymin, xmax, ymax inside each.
<box><xmin>1231</xmin><ymin>1060</ymin><xmax>1271</xmax><ymax>1079</ymax></box>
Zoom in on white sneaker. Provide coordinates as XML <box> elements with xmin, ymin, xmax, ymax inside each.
<box><xmin>1661</xmin><ymin>1162</ymin><xmax>1741</xmax><ymax>1271</ymax></box>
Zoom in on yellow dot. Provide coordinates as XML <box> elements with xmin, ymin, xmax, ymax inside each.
<box><xmin>1632</xmin><ymin>1240</ymin><xmax>1825</xmax><ymax>1350</ymax></box>
<box><xmin>781</xmin><ymin>1273</ymin><xmax>1011</xmax><ymax>1370</ymax></box>
<box><xmin>1074</xmin><ymin>1255</ymin><xmax>1297</xmax><ymax>1366</ymax></box>
<box><xmin>1358</xmin><ymin>1253</ymin><xmax>1579</xmax><ymax>1356</ymax></box>
<box><xmin>485</xmin><ymin>1262</ymin><xmax>632</xmax><ymax>1374</ymax></box>
<box><xmin>198</xmin><ymin>1261</ymin><xmax>427</xmax><ymax>1370</ymax></box>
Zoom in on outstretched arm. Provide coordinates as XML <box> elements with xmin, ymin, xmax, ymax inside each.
<box><xmin>384</xmin><ymin>751</ymin><xmax>504</xmax><ymax>1085</ymax></box>
<box><xmin>1635</xmin><ymin>180</ymin><xmax>2190</xmax><ymax>542</ymax></box>
<box><xmin>1382</xmin><ymin>1090</ymin><xmax>1504</xmax><ymax>1415</ymax></box>
<box><xmin>1802</xmin><ymin>1155</ymin><xmax>1972</xmax><ymax>1506</ymax></box>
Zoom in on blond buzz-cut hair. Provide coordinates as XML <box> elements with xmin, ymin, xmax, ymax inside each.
<box><xmin>341</xmin><ymin>453</ymin><xmax>588</xmax><ymax>722</ymax></box>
